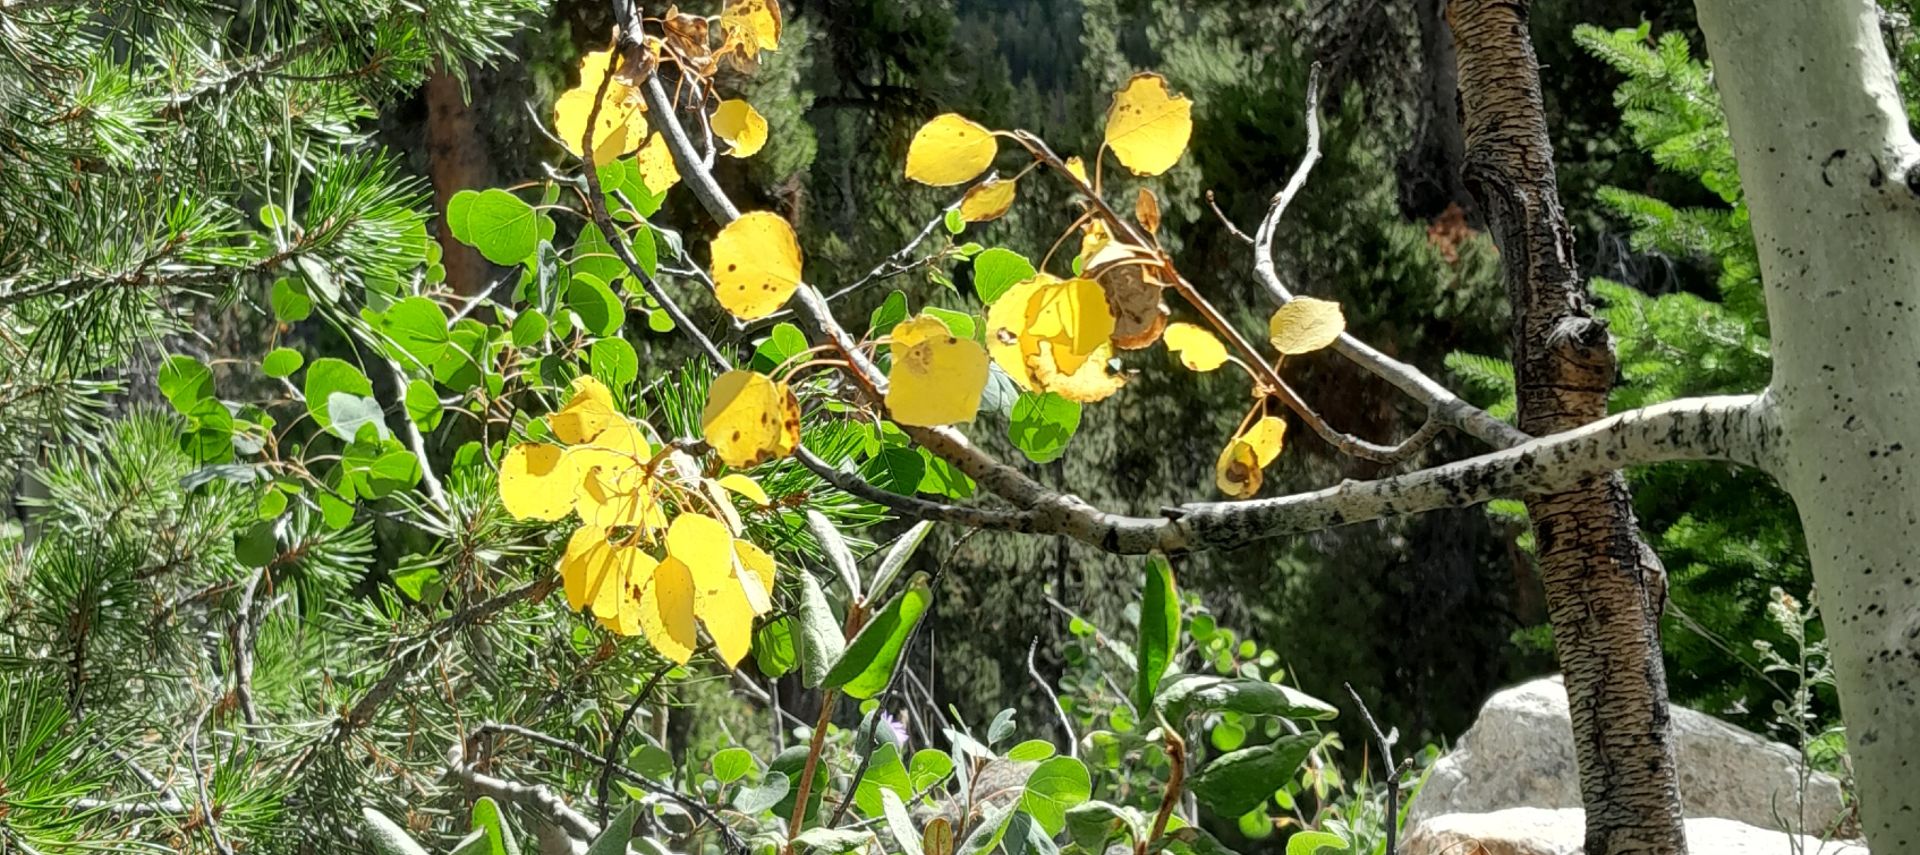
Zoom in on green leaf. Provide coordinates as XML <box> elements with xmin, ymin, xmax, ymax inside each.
<box><xmin>1284</xmin><ymin>830</ymin><xmax>1347</xmax><ymax>855</ymax></box>
<box><xmin>297</xmin><ymin>254</ymin><xmax>339</xmax><ymax>301</ymax></box>
<box><xmin>256</xmin><ymin>488</ymin><xmax>288</xmax><ymax>520</ymax></box>
<box><xmin>1006</xmin><ymin>739</ymin><xmax>1056</xmax><ymax>763</ymax></box>
<box><xmin>711</xmin><ymin>747</ymin><xmax>755</xmax><ymax>783</ymax></box>
<box><xmin>303</xmin><ymin>358</ymin><xmax>374</xmax><ymax>435</ymax></box>
<box><xmin>918</xmin><ymin>449</ymin><xmax>975</xmax><ymax>499</ymax></box>
<box><xmin>571</xmin><ymin>221</ymin><xmax>628</xmax><ymax>286</ymax></box>
<box><xmin>944</xmin><ymin>208</ymin><xmax>966</xmax><ymax>234</ymax></box>
<box><xmin>234</xmin><ymin>520</ymin><xmax>277</xmax><ymax>567</ymax></box>
<box><xmin>1003</xmin><ymin>812</ymin><xmax>1060</xmax><ymax>855</ymax></box>
<box><xmin>908</xmin><ymin>748</ymin><xmax>955</xmax><ymax>791</ymax></box>
<box><xmin>752</xmin><ymin>322</ymin><xmax>811</xmax><ymax>373</ymax></box>
<box><xmin>972</xmin><ymin>248</ymin><xmax>1035</xmax><ymax>305</ymax></box>
<box><xmin>794</xmin><ymin>827</ymin><xmax>873</xmax><ymax>855</ymax></box>
<box><xmin>850</xmin><ymin>741</ymin><xmax>912</xmax><ymax>817</ymax></box>
<box><xmin>734</xmin><ymin>771</ymin><xmax>790</xmax><ymax>814</ymax></box>
<box><xmin>754</xmin><ymin>616</ymin><xmax>798</xmax><ymax>678</ymax></box>
<box><xmin>923</xmin><ymin>306</ymin><xmax>977</xmax><ymax>339</ymax></box>
<box><xmin>869</xmin><ymin>290</ymin><xmax>910</xmax><ymax>336</ymax></box>
<box><xmin>957</xmin><ymin>802</ymin><xmax>1016</xmax><ymax>855</ymax></box>
<box><xmin>326</xmin><ymin>392</ymin><xmax>390</xmax><ymax>443</ymax></box>
<box><xmin>1154</xmin><ymin>675</ymin><xmax>1339</xmax><ymax>723</ymax></box>
<box><xmin>768</xmin><ymin>747</ymin><xmax>828</xmax><ymax>822</ymax></box>
<box><xmin>881</xmin><ymin>788</ymin><xmax>921</xmax><ymax>855</ymax></box>
<box><xmin>567</xmin><ymin>272</ymin><xmax>626</xmax><ymax>337</ymax></box>
<box><xmin>868</xmin><ymin>520</ymin><xmax>933</xmax><ymax>602</ymax></box>
<box><xmin>511</xmin><ymin>309</ymin><xmax>548</xmax><ymax>348</ymax></box>
<box><xmin>362</xmin><ymin>808</ymin><xmax>432</xmax><ymax>855</ymax></box>
<box><xmin>1135</xmin><ymin>555</ymin><xmax>1180</xmax><ymax>714</ymax></box>
<box><xmin>806</xmin><ymin>509</ymin><xmax>862</xmax><ymax>600</ymax></box>
<box><xmin>262</xmin><ymin>348</ymin><xmax>304</xmax><ymax>378</ymax></box>
<box><xmin>988</xmin><ymin>708</ymin><xmax>1016</xmax><ymax>744</ymax></box>
<box><xmin>456</xmin><ymin>188</ymin><xmax>539</xmax><ymax>265</ymax></box>
<box><xmin>796</xmin><ymin>570</ymin><xmax>846</xmax><ymax>689</ymax></box>
<box><xmin>158</xmin><ymin>355</ymin><xmax>216</xmax><ymax>415</ymax></box>
<box><xmin>375</xmin><ymin>297</ymin><xmax>452</xmax><ymax>366</ymax></box>
<box><xmin>1009</xmin><ymin>392</ymin><xmax>1080</xmax><ymax>463</ymax></box>
<box><xmin>861</xmin><ymin>446</ymin><xmax>925</xmax><ymax>495</ymax></box>
<box><xmin>823</xmin><ymin>574</ymin><xmax>932</xmax><ymax>698</ymax></box>
<box><xmin>1018</xmin><ymin>756</ymin><xmax>1091</xmax><ymax>835</ymax></box>
<box><xmin>1064</xmin><ymin>801</ymin><xmax>1145</xmax><ymax>853</ymax></box>
<box><xmin>391</xmin><ymin>563</ymin><xmax>443</xmax><ymax>603</ymax></box>
<box><xmin>1188</xmin><ymin>734</ymin><xmax>1319</xmax><ymax>816</ymax></box>
<box><xmin>318</xmin><ymin>491</ymin><xmax>356</xmax><ymax>529</ymax></box>
<box><xmin>590</xmin><ymin>337</ymin><xmax>639</xmax><ymax>396</ymax></box>
<box><xmin>405</xmin><ymin>379</ymin><xmax>442</xmax><ymax>432</ymax></box>
<box><xmin>586</xmin><ymin>803</ymin><xmax>643</xmax><ymax>855</ymax></box>
<box><xmin>271</xmin><ymin>277</ymin><xmax>312</xmax><ymax>322</ymax></box>
<box><xmin>470</xmin><ymin>795</ymin><xmax>520</xmax><ymax>855</ymax></box>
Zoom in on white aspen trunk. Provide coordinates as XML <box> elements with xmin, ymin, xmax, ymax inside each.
<box><xmin>1695</xmin><ymin>1</ymin><xmax>1920</xmax><ymax>849</ymax></box>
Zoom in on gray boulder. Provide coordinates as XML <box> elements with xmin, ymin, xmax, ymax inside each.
<box><xmin>1406</xmin><ymin>677</ymin><xmax>1847</xmax><ymax>835</ymax></box>
<box><xmin>1400</xmin><ymin>808</ymin><xmax>1867</xmax><ymax>855</ymax></box>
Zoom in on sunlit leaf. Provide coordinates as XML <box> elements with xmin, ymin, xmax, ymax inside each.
<box><xmin>905</xmin><ymin>114</ymin><xmax>997</xmax><ymax>186</ymax></box>
<box><xmin>1242</xmin><ymin>416</ymin><xmax>1287</xmax><ymax>466</ymax></box>
<box><xmin>554</xmin><ymin>49</ymin><xmax>649</xmax><ymax>166</ymax></box>
<box><xmin>1164</xmin><ymin>323</ymin><xmax>1228</xmax><ymax>372</ymax></box>
<box><xmin>959</xmin><ymin>178</ymin><xmax>1017</xmax><ymax>223</ymax></box>
<box><xmin>1267</xmin><ymin>297</ymin><xmax>1345</xmax><ymax>355</ymax></box>
<box><xmin>886</xmin><ymin>316</ymin><xmax>989</xmax><ymax>426</ymax></box>
<box><xmin>1103</xmin><ymin>72</ymin><xmax>1193</xmax><ymax>177</ymax></box>
<box><xmin>702</xmin><ymin>370</ymin><xmax>802</xmax><ymax>468</ymax></box>
<box><xmin>710</xmin><ymin>212</ymin><xmax>804</xmax><ymax>320</ymax></box>
<box><xmin>500</xmin><ymin>443</ymin><xmax>575</xmax><ymax>520</ymax></box>
<box><xmin>549</xmin><ymin>375</ymin><xmax>620</xmax><ymax>444</ymax></box>
<box><xmin>720</xmin><ymin>0</ymin><xmax>782</xmax><ymax>61</ymax></box>
<box><xmin>712</xmin><ymin>99</ymin><xmax>769</xmax><ymax>158</ymax></box>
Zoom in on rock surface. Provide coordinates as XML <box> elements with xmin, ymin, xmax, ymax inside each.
<box><xmin>1400</xmin><ymin>808</ymin><xmax>1868</xmax><ymax>855</ymax></box>
<box><xmin>1405</xmin><ymin>677</ymin><xmax>1847</xmax><ymax>835</ymax></box>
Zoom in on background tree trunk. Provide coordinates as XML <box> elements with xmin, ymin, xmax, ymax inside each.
<box><xmin>426</xmin><ymin>65</ymin><xmax>494</xmax><ymax>297</ymax></box>
<box><xmin>1449</xmin><ymin>2</ymin><xmax>1688</xmax><ymax>852</ymax></box>
<box><xmin>1695</xmin><ymin>0</ymin><xmax>1920</xmax><ymax>849</ymax></box>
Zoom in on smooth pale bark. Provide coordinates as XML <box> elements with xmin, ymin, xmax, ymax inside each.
<box><xmin>1696</xmin><ymin>1</ymin><xmax>1920</xmax><ymax>850</ymax></box>
<box><xmin>1450</xmin><ymin>2</ymin><xmax>1688</xmax><ymax>851</ymax></box>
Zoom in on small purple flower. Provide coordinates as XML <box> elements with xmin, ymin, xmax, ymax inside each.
<box><xmin>877</xmin><ymin>710</ymin><xmax>910</xmax><ymax>749</ymax></box>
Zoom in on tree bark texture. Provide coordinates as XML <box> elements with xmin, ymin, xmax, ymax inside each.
<box><xmin>1695</xmin><ymin>1</ymin><xmax>1920</xmax><ymax>849</ymax></box>
<box><xmin>426</xmin><ymin>65</ymin><xmax>493</xmax><ymax>296</ymax></box>
<box><xmin>1449</xmin><ymin>2</ymin><xmax>1687</xmax><ymax>852</ymax></box>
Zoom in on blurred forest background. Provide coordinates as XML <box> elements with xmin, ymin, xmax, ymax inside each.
<box><xmin>375</xmin><ymin>0</ymin><xmax>1811</xmax><ymax>741</ymax></box>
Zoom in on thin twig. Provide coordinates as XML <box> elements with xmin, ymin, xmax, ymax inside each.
<box><xmin>445</xmin><ymin>740</ymin><xmax>600</xmax><ymax>841</ymax></box>
<box><xmin>596</xmin><ymin>662</ymin><xmax>675</xmax><ymax>824</ymax></box>
<box><xmin>185</xmin><ymin>705</ymin><xmax>235</xmax><ymax>855</ymax></box>
<box><xmin>1027</xmin><ymin>637</ymin><xmax>1077</xmax><ymax>758</ymax></box>
<box><xmin>230</xmin><ymin>567</ymin><xmax>266</xmax><ymax>728</ymax></box>
<box><xmin>1344</xmin><ymin>683</ymin><xmax>1402</xmax><ymax>855</ymax></box>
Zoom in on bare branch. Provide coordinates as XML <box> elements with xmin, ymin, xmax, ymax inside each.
<box><xmin>445</xmin><ymin>741</ymin><xmax>600</xmax><ymax>842</ymax></box>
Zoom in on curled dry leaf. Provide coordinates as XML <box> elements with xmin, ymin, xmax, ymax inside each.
<box><xmin>1136</xmin><ymin>187</ymin><xmax>1161</xmax><ymax>234</ymax></box>
<box><xmin>701</xmin><ymin>369</ymin><xmax>802</xmax><ymax>468</ymax></box>
<box><xmin>1103</xmin><ymin>72</ymin><xmax>1193</xmax><ymax>177</ymax></box>
<box><xmin>1214</xmin><ymin>438</ymin><xmax>1261</xmax><ymax>499</ymax></box>
<box><xmin>710</xmin><ymin>211</ymin><xmax>803</xmax><ymax>319</ymax></box>
<box><xmin>1267</xmin><ymin>297</ymin><xmax>1346</xmax><ymax>355</ymax></box>
<box><xmin>905</xmin><ymin>113</ymin><xmax>997</xmax><ymax>186</ymax></box>
<box><xmin>1085</xmin><ymin>238</ymin><xmax>1168</xmax><ymax>350</ymax></box>
<box><xmin>959</xmin><ymin>177</ymin><xmax>1018</xmax><ymax>223</ymax></box>
<box><xmin>711</xmin><ymin>99</ymin><xmax>769</xmax><ymax>158</ymax></box>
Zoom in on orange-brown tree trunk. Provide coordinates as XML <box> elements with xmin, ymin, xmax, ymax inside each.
<box><xmin>1449</xmin><ymin>2</ymin><xmax>1687</xmax><ymax>852</ymax></box>
<box><xmin>426</xmin><ymin>65</ymin><xmax>492</xmax><ymax>296</ymax></box>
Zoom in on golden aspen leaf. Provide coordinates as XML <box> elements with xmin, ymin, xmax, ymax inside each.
<box><xmin>661</xmin><ymin>9</ymin><xmax>712</xmax><ymax>67</ymax></box>
<box><xmin>603</xmin><ymin>547</ymin><xmax>661</xmax><ymax>636</ymax></box>
<box><xmin>1103</xmin><ymin>72</ymin><xmax>1193</xmax><ymax>177</ymax></box>
<box><xmin>1079</xmin><ymin>219</ymin><xmax>1112</xmax><ymax>263</ymax></box>
<box><xmin>959</xmin><ymin>178</ymin><xmax>1018</xmax><ymax>222</ymax></box>
<box><xmin>1242</xmin><ymin>416</ymin><xmax>1287</xmax><ymax>466</ymax></box>
<box><xmin>701</xmin><ymin>369</ymin><xmax>802</xmax><ymax>468</ymax></box>
<box><xmin>711</xmin><ymin>99</ymin><xmax>769</xmax><ymax>158</ymax></box>
<box><xmin>669</xmin><ymin>514</ymin><xmax>752</xmax><ymax>666</ymax></box>
<box><xmin>635</xmin><ymin>556</ymin><xmax>698</xmax><ymax>663</ymax></box>
<box><xmin>710</xmin><ymin>211</ymin><xmax>803</xmax><ymax>320</ymax></box>
<box><xmin>699</xmin><ymin>478</ymin><xmax>746</xmax><ymax>534</ymax></box>
<box><xmin>549</xmin><ymin>376</ymin><xmax>619</xmax><ymax>445</ymax></box>
<box><xmin>569</xmin><ymin>420</ymin><xmax>661</xmax><ymax>531</ymax></box>
<box><xmin>719</xmin><ymin>0</ymin><xmax>782</xmax><ymax>61</ymax></box>
<box><xmin>560</xmin><ymin>526</ymin><xmax>620</xmax><ymax>612</ymax></box>
<box><xmin>499</xmin><ymin>443</ymin><xmax>575</xmax><ymax>521</ymax></box>
<box><xmin>986</xmin><ymin>278</ymin><xmax>1048</xmax><ymax>391</ymax></box>
<box><xmin>1064</xmin><ymin>156</ymin><xmax>1089</xmax><ymax>185</ymax></box>
<box><xmin>636</xmin><ymin>132</ymin><xmax>681</xmax><ymax>194</ymax></box>
<box><xmin>1086</xmin><ymin>240</ymin><xmax>1168</xmax><ymax>350</ymax></box>
<box><xmin>1164</xmin><ymin>322</ymin><xmax>1229</xmax><ymax>372</ymax></box>
<box><xmin>734</xmin><ymin>540</ymin><xmax>778</xmax><ymax>599</ymax></box>
<box><xmin>1267</xmin><ymin>297</ymin><xmax>1346</xmax><ymax>355</ymax></box>
<box><xmin>1215</xmin><ymin>439</ymin><xmax>1261</xmax><ymax>499</ymax></box>
<box><xmin>1136</xmin><ymin>187</ymin><xmax>1162</xmax><ymax>234</ymax></box>
<box><xmin>717</xmin><ymin>473</ymin><xmax>771</xmax><ymax>506</ymax></box>
<box><xmin>1031</xmin><ymin>340</ymin><xmax>1126</xmax><ymax>403</ymax></box>
<box><xmin>1024</xmin><ymin>277</ymin><xmax>1115</xmax><ymax>375</ymax></box>
<box><xmin>886</xmin><ymin>315</ymin><xmax>990</xmax><ymax>427</ymax></box>
<box><xmin>554</xmin><ymin>50</ymin><xmax>649</xmax><ymax>166</ymax></box>
<box><xmin>667</xmin><ymin>512</ymin><xmax>733</xmax><ymax>578</ymax></box>
<box><xmin>904</xmin><ymin>114</ymin><xmax>998</xmax><ymax>186</ymax></box>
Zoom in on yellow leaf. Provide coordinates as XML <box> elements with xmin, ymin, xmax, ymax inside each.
<box><xmin>1215</xmin><ymin>438</ymin><xmax>1261</xmax><ymax>499</ymax></box>
<box><xmin>986</xmin><ymin>278</ymin><xmax>1047</xmax><ymax>391</ymax></box>
<box><xmin>635</xmin><ymin>556</ymin><xmax>698</xmax><ymax>663</ymax></box>
<box><xmin>1242</xmin><ymin>416</ymin><xmax>1287</xmax><ymax>466</ymax></box>
<box><xmin>1030</xmin><ymin>340</ymin><xmax>1126</xmax><ymax>403</ymax></box>
<box><xmin>554</xmin><ymin>50</ymin><xmax>649</xmax><ymax>166</ymax></box>
<box><xmin>499</xmin><ymin>443</ymin><xmax>575</xmax><ymax>521</ymax></box>
<box><xmin>1064</xmin><ymin>156</ymin><xmax>1089</xmax><ymax>186</ymax></box>
<box><xmin>1164</xmin><ymin>322</ymin><xmax>1228</xmax><ymax>372</ymax></box>
<box><xmin>717</xmin><ymin>473</ymin><xmax>771</xmax><ymax>506</ymax></box>
<box><xmin>668</xmin><ymin>514</ymin><xmax>750</xmax><ymax>666</ymax></box>
<box><xmin>570</xmin><ymin>421</ymin><xmax>661</xmax><ymax>531</ymax></box>
<box><xmin>734</xmin><ymin>539</ymin><xmax>778</xmax><ymax>599</ymax></box>
<box><xmin>886</xmin><ymin>315</ymin><xmax>990</xmax><ymax>427</ymax></box>
<box><xmin>636</xmin><ymin>132</ymin><xmax>681</xmax><ymax>194</ymax></box>
<box><xmin>710</xmin><ymin>211</ymin><xmax>803</xmax><ymax>320</ymax></box>
<box><xmin>959</xmin><ymin>178</ymin><xmax>1018</xmax><ymax>222</ymax></box>
<box><xmin>1267</xmin><ymin>297</ymin><xmax>1346</xmax><ymax>355</ymax></box>
<box><xmin>1024</xmin><ymin>277</ymin><xmax>1115</xmax><ymax>375</ymax></box>
<box><xmin>667</xmin><ymin>512</ymin><xmax>733</xmax><ymax>576</ymax></box>
<box><xmin>559</xmin><ymin>526</ymin><xmax>620</xmax><ymax>612</ymax></box>
<box><xmin>701</xmin><ymin>369</ymin><xmax>802</xmax><ymax>468</ymax></box>
<box><xmin>719</xmin><ymin>0</ymin><xmax>782</xmax><ymax>61</ymax></box>
<box><xmin>604</xmin><ymin>547</ymin><xmax>661</xmax><ymax>637</ymax></box>
<box><xmin>711</xmin><ymin>99</ymin><xmax>769</xmax><ymax>158</ymax></box>
<box><xmin>549</xmin><ymin>376</ymin><xmax>620</xmax><ymax>444</ymax></box>
<box><xmin>904</xmin><ymin>114</ymin><xmax>998</xmax><ymax>186</ymax></box>
<box><xmin>1136</xmin><ymin>188</ymin><xmax>1161</xmax><ymax>234</ymax></box>
<box><xmin>1103</xmin><ymin>72</ymin><xmax>1193</xmax><ymax>177</ymax></box>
